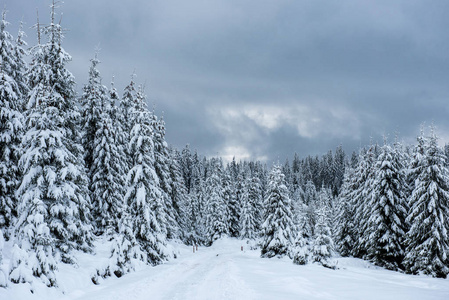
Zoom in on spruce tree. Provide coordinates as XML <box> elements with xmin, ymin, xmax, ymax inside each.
<box><xmin>204</xmin><ymin>159</ymin><xmax>228</xmax><ymax>245</ymax></box>
<box><xmin>13</xmin><ymin>6</ymin><xmax>93</xmax><ymax>286</ymax></box>
<box><xmin>404</xmin><ymin>130</ymin><xmax>449</xmax><ymax>278</ymax></box>
<box><xmin>167</xmin><ymin>147</ymin><xmax>190</xmax><ymax>241</ymax></box>
<box><xmin>88</xmin><ymin>69</ymin><xmax>127</xmax><ymax>234</ymax></box>
<box><xmin>222</xmin><ymin>168</ymin><xmax>238</xmax><ymax>237</ymax></box>
<box><xmin>334</xmin><ymin>168</ymin><xmax>356</xmax><ymax>257</ymax></box>
<box><xmin>291</xmin><ymin>195</ymin><xmax>311</xmax><ymax>265</ymax></box>
<box><xmin>312</xmin><ymin>199</ymin><xmax>334</xmax><ymax>266</ymax></box>
<box><xmin>0</xmin><ymin>11</ymin><xmax>23</xmax><ymax>235</ymax></box>
<box><xmin>261</xmin><ymin>165</ymin><xmax>295</xmax><ymax>258</ymax></box>
<box><xmin>351</xmin><ymin>146</ymin><xmax>377</xmax><ymax>258</ymax></box>
<box><xmin>81</xmin><ymin>53</ymin><xmax>105</xmax><ymax>187</ymax></box>
<box><xmin>366</xmin><ymin>142</ymin><xmax>408</xmax><ymax>270</ymax></box>
<box><xmin>12</xmin><ymin>21</ymin><xmax>29</xmax><ymax>111</ymax></box>
<box><xmin>125</xmin><ymin>85</ymin><xmax>168</xmax><ymax>265</ymax></box>
<box><xmin>152</xmin><ymin>113</ymin><xmax>179</xmax><ymax>239</ymax></box>
<box><xmin>240</xmin><ymin>176</ymin><xmax>261</xmax><ymax>240</ymax></box>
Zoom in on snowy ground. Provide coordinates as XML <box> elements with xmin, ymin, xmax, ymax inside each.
<box><xmin>1</xmin><ymin>237</ymin><xmax>449</xmax><ymax>300</ymax></box>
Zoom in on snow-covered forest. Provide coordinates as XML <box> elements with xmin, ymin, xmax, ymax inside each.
<box><xmin>1</xmin><ymin>3</ymin><xmax>449</xmax><ymax>298</ymax></box>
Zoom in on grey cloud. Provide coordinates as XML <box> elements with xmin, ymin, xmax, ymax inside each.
<box><xmin>4</xmin><ymin>0</ymin><xmax>449</xmax><ymax>161</ymax></box>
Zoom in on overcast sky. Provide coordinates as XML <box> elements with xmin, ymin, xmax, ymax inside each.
<box><xmin>4</xmin><ymin>0</ymin><xmax>449</xmax><ymax>162</ymax></box>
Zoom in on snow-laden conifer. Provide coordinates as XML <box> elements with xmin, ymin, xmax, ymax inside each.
<box><xmin>125</xmin><ymin>85</ymin><xmax>169</xmax><ymax>265</ymax></box>
<box><xmin>222</xmin><ymin>168</ymin><xmax>238</xmax><ymax>237</ymax></box>
<box><xmin>291</xmin><ymin>195</ymin><xmax>311</xmax><ymax>265</ymax></box>
<box><xmin>81</xmin><ymin>53</ymin><xmax>105</xmax><ymax>184</ymax></box>
<box><xmin>12</xmin><ymin>21</ymin><xmax>28</xmax><ymax>111</ymax></box>
<box><xmin>261</xmin><ymin>165</ymin><xmax>295</xmax><ymax>258</ymax></box>
<box><xmin>404</xmin><ymin>129</ymin><xmax>449</xmax><ymax>278</ymax></box>
<box><xmin>13</xmin><ymin>6</ymin><xmax>93</xmax><ymax>286</ymax></box>
<box><xmin>204</xmin><ymin>159</ymin><xmax>228</xmax><ymax>245</ymax></box>
<box><xmin>152</xmin><ymin>113</ymin><xmax>179</xmax><ymax>239</ymax></box>
<box><xmin>334</xmin><ymin>168</ymin><xmax>356</xmax><ymax>257</ymax></box>
<box><xmin>0</xmin><ymin>11</ymin><xmax>23</xmax><ymax>235</ymax></box>
<box><xmin>240</xmin><ymin>176</ymin><xmax>261</xmax><ymax>240</ymax></box>
<box><xmin>167</xmin><ymin>147</ymin><xmax>190</xmax><ymax>240</ymax></box>
<box><xmin>311</xmin><ymin>198</ymin><xmax>334</xmax><ymax>266</ymax></box>
<box><xmin>366</xmin><ymin>142</ymin><xmax>408</xmax><ymax>270</ymax></box>
<box><xmin>351</xmin><ymin>146</ymin><xmax>377</xmax><ymax>258</ymax></box>
<box><xmin>83</xmin><ymin>56</ymin><xmax>126</xmax><ymax>235</ymax></box>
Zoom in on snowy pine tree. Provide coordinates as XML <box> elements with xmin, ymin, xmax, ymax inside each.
<box><xmin>204</xmin><ymin>159</ymin><xmax>228</xmax><ymax>245</ymax></box>
<box><xmin>88</xmin><ymin>64</ymin><xmax>127</xmax><ymax>234</ymax></box>
<box><xmin>261</xmin><ymin>165</ymin><xmax>295</xmax><ymax>258</ymax></box>
<box><xmin>12</xmin><ymin>6</ymin><xmax>93</xmax><ymax>287</ymax></box>
<box><xmin>291</xmin><ymin>193</ymin><xmax>311</xmax><ymax>265</ymax></box>
<box><xmin>167</xmin><ymin>147</ymin><xmax>190</xmax><ymax>241</ymax></box>
<box><xmin>311</xmin><ymin>199</ymin><xmax>334</xmax><ymax>266</ymax></box>
<box><xmin>366</xmin><ymin>142</ymin><xmax>408</xmax><ymax>270</ymax></box>
<box><xmin>0</xmin><ymin>11</ymin><xmax>23</xmax><ymax>235</ymax></box>
<box><xmin>334</xmin><ymin>168</ymin><xmax>356</xmax><ymax>257</ymax></box>
<box><xmin>125</xmin><ymin>85</ymin><xmax>169</xmax><ymax>265</ymax></box>
<box><xmin>152</xmin><ymin>113</ymin><xmax>179</xmax><ymax>239</ymax></box>
<box><xmin>81</xmin><ymin>53</ymin><xmax>105</xmax><ymax>188</ymax></box>
<box><xmin>404</xmin><ymin>129</ymin><xmax>449</xmax><ymax>278</ymax></box>
<box><xmin>240</xmin><ymin>176</ymin><xmax>261</xmax><ymax>240</ymax></box>
<box><xmin>12</xmin><ymin>20</ymin><xmax>28</xmax><ymax>111</ymax></box>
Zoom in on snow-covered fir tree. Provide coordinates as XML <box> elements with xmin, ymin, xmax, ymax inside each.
<box><xmin>261</xmin><ymin>165</ymin><xmax>295</xmax><ymax>258</ymax></box>
<box><xmin>222</xmin><ymin>167</ymin><xmax>238</xmax><ymax>237</ymax></box>
<box><xmin>12</xmin><ymin>20</ymin><xmax>28</xmax><ymax>111</ymax></box>
<box><xmin>81</xmin><ymin>53</ymin><xmax>105</xmax><ymax>186</ymax></box>
<box><xmin>311</xmin><ymin>198</ymin><xmax>334</xmax><ymax>266</ymax></box>
<box><xmin>291</xmin><ymin>193</ymin><xmax>311</xmax><ymax>265</ymax></box>
<box><xmin>152</xmin><ymin>112</ymin><xmax>179</xmax><ymax>240</ymax></box>
<box><xmin>86</xmin><ymin>57</ymin><xmax>127</xmax><ymax>235</ymax></box>
<box><xmin>124</xmin><ymin>84</ymin><xmax>169</xmax><ymax>265</ymax></box>
<box><xmin>334</xmin><ymin>168</ymin><xmax>356</xmax><ymax>257</ymax></box>
<box><xmin>0</xmin><ymin>11</ymin><xmax>23</xmax><ymax>235</ymax></box>
<box><xmin>204</xmin><ymin>159</ymin><xmax>228</xmax><ymax>245</ymax></box>
<box><xmin>366</xmin><ymin>141</ymin><xmax>408</xmax><ymax>270</ymax></box>
<box><xmin>404</xmin><ymin>129</ymin><xmax>449</xmax><ymax>278</ymax></box>
<box><xmin>12</xmin><ymin>6</ymin><xmax>93</xmax><ymax>287</ymax></box>
<box><xmin>240</xmin><ymin>176</ymin><xmax>261</xmax><ymax>240</ymax></box>
<box><xmin>167</xmin><ymin>147</ymin><xmax>190</xmax><ymax>241</ymax></box>
<box><xmin>351</xmin><ymin>145</ymin><xmax>377</xmax><ymax>258</ymax></box>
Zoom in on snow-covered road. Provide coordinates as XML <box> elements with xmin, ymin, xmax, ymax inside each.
<box><xmin>3</xmin><ymin>238</ymin><xmax>449</xmax><ymax>300</ymax></box>
<box><xmin>64</xmin><ymin>238</ymin><xmax>449</xmax><ymax>300</ymax></box>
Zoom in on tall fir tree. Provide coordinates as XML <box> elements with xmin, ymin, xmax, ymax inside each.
<box><xmin>152</xmin><ymin>112</ymin><xmax>179</xmax><ymax>239</ymax></box>
<box><xmin>125</xmin><ymin>84</ymin><xmax>169</xmax><ymax>265</ymax></box>
<box><xmin>352</xmin><ymin>146</ymin><xmax>377</xmax><ymax>258</ymax></box>
<box><xmin>261</xmin><ymin>165</ymin><xmax>295</xmax><ymax>258</ymax></box>
<box><xmin>167</xmin><ymin>147</ymin><xmax>190</xmax><ymax>241</ymax></box>
<box><xmin>334</xmin><ymin>168</ymin><xmax>356</xmax><ymax>257</ymax></box>
<box><xmin>12</xmin><ymin>5</ymin><xmax>93</xmax><ymax>287</ymax></box>
<box><xmin>0</xmin><ymin>10</ymin><xmax>23</xmax><ymax>236</ymax></box>
<box><xmin>366</xmin><ymin>142</ymin><xmax>408</xmax><ymax>270</ymax></box>
<box><xmin>240</xmin><ymin>176</ymin><xmax>261</xmax><ymax>240</ymax></box>
<box><xmin>85</xmin><ymin>57</ymin><xmax>127</xmax><ymax>235</ymax></box>
<box><xmin>404</xmin><ymin>129</ymin><xmax>449</xmax><ymax>278</ymax></box>
<box><xmin>311</xmin><ymin>197</ymin><xmax>334</xmax><ymax>266</ymax></box>
<box><xmin>204</xmin><ymin>159</ymin><xmax>228</xmax><ymax>245</ymax></box>
<box><xmin>81</xmin><ymin>53</ymin><xmax>104</xmax><ymax>187</ymax></box>
<box><xmin>12</xmin><ymin>20</ymin><xmax>29</xmax><ymax>111</ymax></box>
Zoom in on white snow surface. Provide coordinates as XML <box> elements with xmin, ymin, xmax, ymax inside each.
<box><xmin>1</xmin><ymin>237</ymin><xmax>449</xmax><ymax>300</ymax></box>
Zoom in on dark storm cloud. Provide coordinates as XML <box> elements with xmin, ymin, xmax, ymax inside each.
<box><xmin>4</xmin><ymin>0</ymin><xmax>449</xmax><ymax>161</ymax></box>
